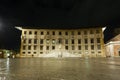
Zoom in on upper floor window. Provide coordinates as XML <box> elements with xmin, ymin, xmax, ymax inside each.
<box><xmin>59</xmin><ymin>32</ymin><xmax>62</xmax><ymax>35</ymax></box>
<box><xmin>24</xmin><ymin>31</ymin><xmax>27</xmax><ymax>34</ymax></box>
<box><xmin>97</xmin><ymin>38</ymin><xmax>100</xmax><ymax>43</ymax></box>
<box><xmin>84</xmin><ymin>31</ymin><xmax>87</xmax><ymax>35</ymax></box>
<box><xmin>85</xmin><ymin>45</ymin><xmax>88</xmax><ymax>50</ymax></box>
<box><xmin>65</xmin><ymin>46</ymin><xmax>68</xmax><ymax>50</ymax></box>
<box><xmin>41</xmin><ymin>31</ymin><xmax>44</xmax><ymax>35</ymax></box>
<box><xmin>96</xmin><ymin>30</ymin><xmax>100</xmax><ymax>34</ymax></box>
<box><xmin>23</xmin><ymin>39</ymin><xmax>26</xmax><ymax>43</ymax></box>
<box><xmin>90</xmin><ymin>30</ymin><xmax>93</xmax><ymax>34</ymax></box>
<box><xmin>29</xmin><ymin>31</ymin><xmax>32</xmax><ymax>35</ymax></box>
<box><xmin>47</xmin><ymin>31</ymin><xmax>49</xmax><ymax>35</ymax></box>
<box><xmin>34</xmin><ymin>45</ymin><xmax>37</xmax><ymax>50</ymax></box>
<box><xmin>71</xmin><ymin>31</ymin><xmax>74</xmax><ymax>35</ymax></box>
<box><xmin>71</xmin><ymin>39</ymin><xmax>74</xmax><ymax>44</ymax></box>
<box><xmin>34</xmin><ymin>39</ymin><xmax>37</xmax><ymax>44</ymax></box>
<box><xmin>78</xmin><ymin>39</ymin><xmax>81</xmax><ymax>44</ymax></box>
<box><xmin>65</xmin><ymin>32</ymin><xmax>68</xmax><ymax>35</ymax></box>
<box><xmin>84</xmin><ymin>38</ymin><xmax>88</xmax><ymax>44</ymax></box>
<box><xmin>52</xmin><ymin>39</ymin><xmax>55</xmax><ymax>44</ymax></box>
<box><xmin>23</xmin><ymin>46</ymin><xmax>26</xmax><ymax>50</ymax></box>
<box><xmin>91</xmin><ymin>38</ymin><xmax>94</xmax><ymax>43</ymax></box>
<box><xmin>28</xmin><ymin>46</ymin><xmax>31</xmax><ymax>50</ymax></box>
<box><xmin>40</xmin><ymin>39</ymin><xmax>43</xmax><ymax>44</ymax></box>
<box><xmin>52</xmin><ymin>31</ymin><xmax>55</xmax><ymax>35</ymax></box>
<box><xmin>78</xmin><ymin>31</ymin><xmax>81</xmax><ymax>35</ymax></box>
<box><xmin>28</xmin><ymin>39</ymin><xmax>32</xmax><ymax>44</ymax></box>
<box><xmin>34</xmin><ymin>31</ymin><xmax>37</xmax><ymax>35</ymax></box>
<box><xmin>65</xmin><ymin>39</ymin><xmax>68</xmax><ymax>44</ymax></box>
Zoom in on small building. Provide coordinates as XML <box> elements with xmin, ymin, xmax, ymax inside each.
<box><xmin>105</xmin><ymin>34</ymin><xmax>120</xmax><ymax>57</ymax></box>
<box><xmin>16</xmin><ymin>26</ymin><xmax>105</xmax><ymax>57</ymax></box>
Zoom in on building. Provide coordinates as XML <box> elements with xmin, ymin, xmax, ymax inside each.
<box><xmin>105</xmin><ymin>34</ymin><xmax>120</xmax><ymax>57</ymax></box>
<box><xmin>16</xmin><ymin>26</ymin><xmax>105</xmax><ymax>57</ymax></box>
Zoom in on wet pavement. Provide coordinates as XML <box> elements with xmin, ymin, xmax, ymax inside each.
<box><xmin>0</xmin><ymin>57</ymin><xmax>120</xmax><ymax>80</ymax></box>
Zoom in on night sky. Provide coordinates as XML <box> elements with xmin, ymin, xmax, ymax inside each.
<box><xmin>0</xmin><ymin>0</ymin><xmax>120</xmax><ymax>50</ymax></box>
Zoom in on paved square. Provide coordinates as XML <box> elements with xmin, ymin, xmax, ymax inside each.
<box><xmin>0</xmin><ymin>57</ymin><xmax>120</xmax><ymax>80</ymax></box>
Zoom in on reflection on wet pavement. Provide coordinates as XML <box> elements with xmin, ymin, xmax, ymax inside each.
<box><xmin>0</xmin><ymin>57</ymin><xmax>120</xmax><ymax>80</ymax></box>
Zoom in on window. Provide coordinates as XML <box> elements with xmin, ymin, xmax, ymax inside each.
<box><xmin>78</xmin><ymin>39</ymin><xmax>81</xmax><ymax>44</ymax></box>
<box><xmin>65</xmin><ymin>46</ymin><xmax>68</xmax><ymax>50</ymax></box>
<box><xmin>91</xmin><ymin>38</ymin><xmax>94</xmax><ymax>43</ymax></box>
<box><xmin>78</xmin><ymin>31</ymin><xmax>81</xmax><ymax>35</ymax></box>
<box><xmin>23</xmin><ymin>39</ymin><xmax>26</xmax><ymax>43</ymax></box>
<box><xmin>52</xmin><ymin>39</ymin><xmax>55</xmax><ymax>44</ymax></box>
<box><xmin>46</xmin><ymin>39</ymin><xmax>49</xmax><ymax>44</ymax></box>
<box><xmin>46</xmin><ymin>46</ymin><xmax>49</xmax><ymax>50</ymax></box>
<box><xmin>40</xmin><ymin>46</ymin><xmax>43</xmax><ymax>50</ymax></box>
<box><xmin>40</xmin><ymin>39</ymin><xmax>43</xmax><ymax>44</ymax></box>
<box><xmin>91</xmin><ymin>45</ymin><xmax>94</xmax><ymax>50</ymax></box>
<box><xmin>90</xmin><ymin>30</ymin><xmax>93</xmax><ymax>34</ymax></box>
<box><xmin>28</xmin><ymin>39</ymin><xmax>32</xmax><ymax>44</ymax></box>
<box><xmin>97</xmin><ymin>45</ymin><xmax>101</xmax><ymax>50</ymax></box>
<box><xmin>34</xmin><ymin>45</ymin><xmax>37</xmax><ymax>50</ymax></box>
<box><xmin>84</xmin><ymin>31</ymin><xmax>87</xmax><ymax>35</ymax></box>
<box><xmin>34</xmin><ymin>31</ymin><xmax>37</xmax><ymax>35</ymax></box>
<box><xmin>34</xmin><ymin>52</ymin><xmax>36</xmax><ymax>54</ymax></box>
<box><xmin>47</xmin><ymin>31</ymin><xmax>49</xmax><ymax>35</ymax></box>
<box><xmin>91</xmin><ymin>51</ymin><xmax>94</xmax><ymax>54</ymax></box>
<box><xmin>23</xmin><ymin>46</ymin><xmax>26</xmax><ymax>50</ymax></box>
<box><xmin>29</xmin><ymin>31</ymin><xmax>32</xmax><ymax>35</ymax></box>
<box><xmin>85</xmin><ymin>45</ymin><xmax>88</xmax><ymax>50</ymax></box>
<box><xmin>96</xmin><ymin>30</ymin><xmax>100</xmax><ymax>33</ymax></box>
<box><xmin>78</xmin><ymin>46</ymin><xmax>81</xmax><ymax>50</ymax></box>
<box><xmin>98</xmin><ymin>51</ymin><xmax>101</xmax><ymax>54</ymax></box>
<box><xmin>72</xmin><ymin>46</ymin><xmax>74</xmax><ymax>50</ymax></box>
<box><xmin>52</xmin><ymin>31</ymin><xmax>55</xmax><ymax>35</ymax></box>
<box><xmin>71</xmin><ymin>31</ymin><xmax>74</xmax><ymax>35</ymax></box>
<box><xmin>65</xmin><ymin>32</ymin><xmax>68</xmax><ymax>35</ymax></box>
<box><xmin>59</xmin><ymin>32</ymin><xmax>62</xmax><ymax>35</ymax></box>
<box><xmin>97</xmin><ymin>38</ymin><xmax>100</xmax><ymax>43</ymax></box>
<box><xmin>85</xmin><ymin>38</ymin><xmax>88</xmax><ymax>44</ymax></box>
<box><xmin>71</xmin><ymin>39</ymin><xmax>74</xmax><ymax>44</ymax></box>
<box><xmin>41</xmin><ymin>31</ymin><xmax>44</xmax><ymax>35</ymax></box>
<box><xmin>52</xmin><ymin>46</ymin><xmax>55</xmax><ymax>50</ymax></box>
<box><xmin>40</xmin><ymin>52</ymin><xmax>43</xmax><ymax>54</ymax></box>
<box><xmin>34</xmin><ymin>39</ymin><xmax>37</xmax><ymax>44</ymax></box>
<box><xmin>28</xmin><ymin>46</ymin><xmax>31</xmax><ymax>50</ymax></box>
<box><xmin>65</xmin><ymin>39</ymin><xmax>68</xmax><ymax>44</ymax></box>
<box><xmin>58</xmin><ymin>38</ymin><xmax>62</xmax><ymax>44</ymax></box>
<box><xmin>24</xmin><ymin>31</ymin><xmax>27</xmax><ymax>34</ymax></box>
<box><xmin>28</xmin><ymin>52</ymin><xmax>31</xmax><ymax>54</ymax></box>
<box><xmin>22</xmin><ymin>52</ymin><xmax>25</xmax><ymax>54</ymax></box>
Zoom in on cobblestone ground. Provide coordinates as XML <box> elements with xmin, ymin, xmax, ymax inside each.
<box><xmin>0</xmin><ymin>57</ymin><xmax>120</xmax><ymax>80</ymax></box>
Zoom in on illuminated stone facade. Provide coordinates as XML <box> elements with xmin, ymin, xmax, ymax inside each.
<box><xmin>17</xmin><ymin>27</ymin><xmax>105</xmax><ymax>57</ymax></box>
<box><xmin>105</xmin><ymin>34</ymin><xmax>120</xmax><ymax>57</ymax></box>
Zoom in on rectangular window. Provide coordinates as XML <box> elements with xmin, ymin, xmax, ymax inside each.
<box><xmin>97</xmin><ymin>38</ymin><xmax>100</xmax><ymax>43</ymax></box>
<box><xmin>85</xmin><ymin>38</ymin><xmax>88</xmax><ymax>44</ymax></box>
<box><xmin>91</xmin><ymin>45</ymin><xmax>94</xmax><ymax>50</ymax></box>
<box><xmin>40</xmin><ymin>52</ymin><xmax>43</xmax><ymax>54</ymax></box>
<box><xmin>52</xmin><ymin>31</ymin><xmax>55</xmax><ymax>35</ymax></box>
<box><xmin>78</xmin><ymin>46</ymin><xmax>81</xmax><ymax>50</ymax></box>
<box><xmin>71</xmin><ymin>39</ymin><xmax>74</xmax><ymax>44</ymax></box>
<box><xmin>97</xmin><ymin>45</ymin><xmax>101</xmax><ymax>50</ymax></box>
<box><xmin>72</xmin><ymin>46</ymin><xmax>74</xmax><ymax>50</ymax></box>
<box><xmin>85</xmin><ymin>45</ymin><xmax>88</xmax><ymax>50</ymax></box>
<box><xmin>41</xmin><ymin>31</ymin><xmax>44</xmax><ymax>35</ymax></box>
<box><xmin>34</xmin><ymin>45</ymin><xmax>37</xmax><ymax>50</ymax></box>
<box><xmin>29</xmin><ymin>31</ymin><xmax>32</xmax><ymax>35</ymax></box>
<box><xmin>52</xmin><ymin>46</ymin><xmax>55</xmax><ymax>50</ymax></box>
<box><xmin>47</xmin><ymin>31</ymin><xmax>49</xmax><ymax>35</ymax></box>
<box><xmin>46</xmin><ymin>39</ymin><xmax>49</xmax><ymax>44</ymax></box>
<box><xmin>52</xmin><ymin>39</ymin><xmax>55</xmax><ymax>44</ymax></box>
<box><xmin>34</xmin><ymin>52</ymin><xmax>36</xmax><ymax>54</ymax></box>
<box><xmin>78</xmin><ymin>39</ymin><xmax>81</xmax><ymax>44</ymax></box>
<box><xmin>23</xmin><ymin>46</ymin><xmax>26</xmax><ymax>50</ymax></box>
<box><xmin>28</xmin><ymin>52</ymin><xmax>31</xmax><ymax>54</ymax></box>
<box><xmin>22</xmin><ymin>52</ymin><xmax>25</xmax><ymax>54</ymax></box>
<box><xmin>40</xmin><ymin>46</ymin><xmax>43</xmax><ymax>50</ymax></box>
<box><xmin>65</xmin><ymin>39</ymin><xmax>68</xmax><ymax>44</ymax></box>
<box><xmin>40</xmin><ymin>39</ymin><xmax>43</xmax><ymax>44</ymax></box>
<box><xmin>84</xmin><ymin>31</ymin><xmax>87</xmax><ymax>35</ymax></box>
<box><xmin>91</xmin><ymin>38</ymin><xmax>94</xmax><ymax>43</ymax></box>
<box><xmin>96</xmin><ymin>30</ymin><xmax>100</xmax><ymax>33</ymax></box>
<box><xmin>65</xmin><ymin>46</ymin><xmax>68</xmax><ymax>50</ymax></box>
<box><xmin>90</xmin><ymin>30</ymin><xmax>93</xmax><ymax>34</ymax></box>
<box><xmin>65</xmin><ymin>32</ymin><xmax>68</xmax><ymax>35</ymax></box>
<box><xmin>59</xmin><ymin>32</ymin><xmax>62</xmax><ymax>35</ymax></box>
<box><xmin>46</xmin><ymin>46</ymin><xmax>49</xmax><ymax>50</ymax></box>
<box><xmin>24</xmin><ymin>31</ymin><xmax>27</xmax><ymax>34</ymax></box>
<box><xmin>71</xmin><ymin>31</ymin><xmax>74</xmax><ymax>35</ymax></box>
<box><xmin>23</xmin><ymin>39</ymin><xmax>26</xmax><ymax>43</ymax></box>
<box><xmin>28</xmin><ymin>46</ymin><xmax>31</xmax><ymax>50</ymax></box>
<box><xmin>28</xmin><ymin>39</ymin><xmax>32</xmax><ymax>44</ymax></box>
<box><xmin>34</xmin><ymin>39</ymin><xmax>37</xmax><ymax>44</ymax></box>
<box><xmin>34</xmin><ymin>31</ymin><xmax>37</xmax><ymax>35</ymax></box>
<box><xmin>78</xmin><ymin>31</ymin><xmax>81</xmax><ymax>35</ymax></box>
